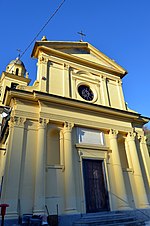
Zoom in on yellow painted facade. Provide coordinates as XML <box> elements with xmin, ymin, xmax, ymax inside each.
<box><xmin>0</xmin><ymin>40</ymin><xmax>150</xmax><ymax>223</ymax></box>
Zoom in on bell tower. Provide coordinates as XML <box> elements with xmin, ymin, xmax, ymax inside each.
<box><xmin>0</xmin><ymin>57</ymin><xmax>30</xmax><ymax>104</ymax></box>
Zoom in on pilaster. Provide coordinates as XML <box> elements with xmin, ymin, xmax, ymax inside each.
<box><xmin>33</xmin><ymin>118</ymin><xmax>48</xmax><ymax>215</ymax></box>
<box><xmin>138</xmin><ymin>135</ymin><xmax>150</xmax><ymax>187</ymax></box>
<box><xmin>60</xmin><ymin>130</ymin><xmax>64</xmax><ymax>167</ymax></box>
<box><xmin>126</xmin><ymin>132</ymin><xmax>149</xmax><ymax>208</ymax></box>
<box><xmin>63</xmin><ymin>64</ymin><xmax>70</xmax><ymax>98</ymax></box>
<box><xmin>109</xmin><ymin>129</ymin><xmax>129</xmax><ymax>210</ymax></box>
<box><xmin>100</xmin><ymin>75</ymin><xmax>109</xmax><ymax>106</ymax></box>
<box><xmin>37</xmin><ymin>55</ymin><xmax>49</xmax><ymax>92</ymax></box>
<box><xmin>63</xmin><ymin>122</ymin><xmax>77</xmax><ymax>213</ymax></box>
<box><xmin>1</xmin><ymin>116</ymin><xmax>26</xmax><ymax>218</ymax></box>
<box><xmin>116</xmin><ymin>80</ymin><xmax>126</xmax><ymax>110</ymax></box>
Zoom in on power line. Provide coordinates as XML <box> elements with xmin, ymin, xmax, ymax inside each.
<box><xmin>9</xmin><ymin>0</ymin><xmax>66</xmax><ymax>72</ymax></box>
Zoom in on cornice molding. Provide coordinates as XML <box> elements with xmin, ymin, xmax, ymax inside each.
<box><xmin>33</xmin><ymin>91</ymin><xmax>144</xmax><ymax>121</ymax></box>
<box><xmin>31</xmin><ymin>41</ymin><xmax>127</xmax><ymax>76</ymax></box>
<box><xmin>76</xmin><ymin>143</ymin><xmax>110</xmax><ymax>151</ymax></box>
<box><xmin>3</xmin><ymin>88</ymin><xmax>149</xmax><ymax>126</ymax></box>
<box><xmin>1</xmin><ymin>72</ymin><xmax>31</xmax><ymax>84</ymax></box>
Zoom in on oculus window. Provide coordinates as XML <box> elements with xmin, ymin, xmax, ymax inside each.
<box><xmin>78</xmin><ymin>85</ymin><xmax>94</xmax><ymax>101</ymax></box>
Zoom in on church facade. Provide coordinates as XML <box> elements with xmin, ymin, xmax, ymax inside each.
<box><xmin>0</xmin><ymin>39</ymin><xmax>150</xmax><ymax>225</ymax></box>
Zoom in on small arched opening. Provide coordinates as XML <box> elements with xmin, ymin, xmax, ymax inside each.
<box><xmin>16</xmin><ymin>68</ymin><xmax>19</xmax><ymax>75</ymax></box>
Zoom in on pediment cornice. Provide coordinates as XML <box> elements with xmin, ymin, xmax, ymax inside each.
<box><xmin>31</xmin><ymin>41</ymin><xmax>127</xmax><ymax>78</ymax></box>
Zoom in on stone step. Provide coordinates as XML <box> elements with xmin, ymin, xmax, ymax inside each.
<box><xmin>73</xmin><ymin>220</ymin><xmax>145</xmax><ymax>226</ymax></box>
<box><xmin>73</xmin><ymin>212</ymin><xmax>145</xmax><ymax>226</ymax></box>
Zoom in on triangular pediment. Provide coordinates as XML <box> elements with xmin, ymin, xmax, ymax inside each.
<box><xmin>72</xmin><ymin>52</ymin><xmax>114</xmax><ymax>68</ymax></box>
<box><xmin>31</xmin><ymin>41</ymin><xmax>127</xmax><ymax>77</ymax></box>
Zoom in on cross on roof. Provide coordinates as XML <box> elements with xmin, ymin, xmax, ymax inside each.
<box><xmin>16</xmin><ymin>49</ymin><xmax>22</xmax><ymax>58</ymax></box>
<box><xmin>77</xmin><ymin>31</ymin><xmax>86</xmax><ymax>42</ymax></box>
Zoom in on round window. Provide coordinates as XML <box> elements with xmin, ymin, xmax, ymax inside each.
<box><xmin>78</xmin><ymin>85</ymin><xmax>94</xmax><ymax>101</ymax></box>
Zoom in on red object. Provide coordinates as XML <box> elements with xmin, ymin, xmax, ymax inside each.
<box><xmin>0</xmin><ymin>204</ymin><xmax>9</xmax><ymax>216</ymax></box>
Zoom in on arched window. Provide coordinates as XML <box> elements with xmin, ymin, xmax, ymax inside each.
<box><xmin>16</xmin><ymin>68</ymin><xmax>19</xmax><ymax>75</ymax></box>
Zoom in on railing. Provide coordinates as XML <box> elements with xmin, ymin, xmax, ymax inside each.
<box><xmin>110</xmin><ymin>191</ymin><xmax>150</xmax><ymax>221</ymax></box>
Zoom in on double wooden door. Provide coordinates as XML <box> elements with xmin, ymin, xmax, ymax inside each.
<box><xmin>82</xmin><ymin>159</ymin><xmax>109</xmax><ymax>213</ymax></box>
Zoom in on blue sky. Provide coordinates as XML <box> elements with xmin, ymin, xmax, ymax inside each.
<box><xmin>0</xmin><ymin>0</ymin><xmax>150</xmax><ymax>124</ymax></box>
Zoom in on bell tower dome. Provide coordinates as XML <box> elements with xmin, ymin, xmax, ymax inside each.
<box><xmin>6</xmin><ymin>57</ymin><xmax>26</xmax><ymax>77</ymax></box>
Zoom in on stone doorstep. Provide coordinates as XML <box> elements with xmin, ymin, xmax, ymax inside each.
<box><xmin>73</xmin><ymin>212</ymin><xmax>145</xmax><ymax>226</ymax></box>
<box><xmin>80</xmin><ymin>213</ymin><xmax>129</xmax><ymax>220</ymax></box>
<box><xmin>74</xmin><ymin>217</ymin><xmax>136</xmax><ymax>224</ymax></box>
<box><xmin>73</xmin><ymin>219</ymin><xmax>145</xmax><ymax>226</ymax></box>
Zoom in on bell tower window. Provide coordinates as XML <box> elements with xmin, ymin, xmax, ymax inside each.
<box><xmin>16</xmin><ymin>68</ymin><xmax>19</xmax><ymax>75</ymax></box>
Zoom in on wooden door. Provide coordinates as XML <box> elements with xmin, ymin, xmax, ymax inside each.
<box><xmin>83</xmin><ymin>159</ymin><xmax>109</xmax><ymax>213</ymax></box>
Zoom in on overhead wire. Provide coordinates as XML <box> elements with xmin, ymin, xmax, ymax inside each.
<box><xmin>9</xmin><ymin>0</ymin><xmax>66</xmax><ymax>72</ymax></box>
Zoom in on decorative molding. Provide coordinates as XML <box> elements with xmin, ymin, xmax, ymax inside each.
<box><xmin>76</xmin><ymin>143</ymin><xmax>110</xmax><ymax>151</ymax></box>
<box><xmin>11</xmin><ymin>110</ymin><xmax>39</xmax><ymax>121</ymax></box>
<box><xmin>77</xmin><ymin>148</ymin><xmax>107</xmax><ymax>160</ymax></box>
<box><xmin>39</xmin><ymin>112</ymin><xmax>133</xmax><ymax>134</ymax></box>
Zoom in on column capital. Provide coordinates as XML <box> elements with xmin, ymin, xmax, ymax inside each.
<box><xmin>38</xmin><ymin>118</ymin><xmax>48</xmax><ymax>129</ymax></box>
<box><xmin>138</xmin><ymin>135</ymin><xmax>147</xmax><ymax>144</ymax></box>
<box><xmin>64</xmin><ymin>122</ymin><xmax>74</xmax><ymax>132</ymax></box>
<box><xmin>126</xmin><ymin>131</ymin><xmax>136</xmax><ymax>141</ymax></box>
<box><xmin>9</xmin><ymin>116</ymin><xmax>26</xmax><ymax>128</ymax></box>
<box><xmin>38</xmin><ymin>55</ymin><xmax>48</xmax><ymax>64</ymax></box>
<box><xmin>100</xmin><ymin>74</ymin><xmax>106</xmax><ymax>81</ymax></box>
<box><xmin>64</xmin><ymin>63</ymin><xmax>70</xmax><ymax>69</ymax></box>
<box><xmin>116</xmin><ymin>79</ymin><xmax>122</xmax><ymax>85</ymax></box>
<box><xmin>109</xmin><ymin>129</ymin><xmax>118</xmax><ymax>139</ymax></box>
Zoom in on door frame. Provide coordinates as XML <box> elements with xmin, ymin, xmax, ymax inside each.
<box><xmin>82</xmin><ymin>158</ymin><xmax>110</xmax><ymax>213</ymax></box>
<box><xmin>77</xmin><ymin>146</ymin><xmax>112</xmax><ymax>213</ymax></box>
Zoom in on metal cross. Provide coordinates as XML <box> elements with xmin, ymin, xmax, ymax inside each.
<box><xmin>77</xmin><ymin>31</ymin><xmax>86</xmax><ymax>42</ymax></box>
<box><xmin>16</xmin><ymin>49</ymin><xmax>22</xmax><ymax>58</ymax></box>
